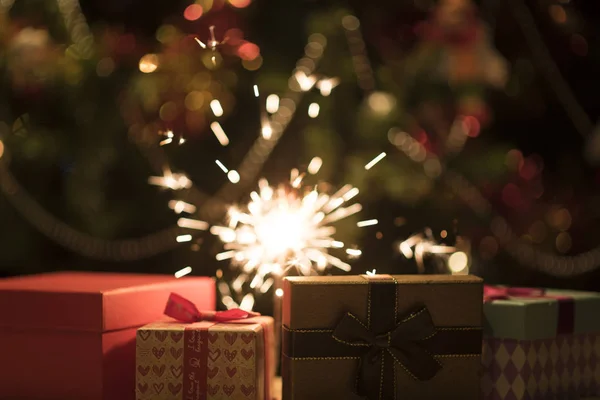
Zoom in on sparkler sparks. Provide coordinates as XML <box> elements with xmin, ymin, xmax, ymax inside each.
<box><xmin>148</xmin><ymin>168</ymin><xmax>192</xmax><ymax>190</ymax></box>
<box><xmin>211</xmin><ymin>166</ymin><xmax>364</xmax><ymax>295</ymax></box>
<box><xmin>195</xmin><ymin>25</ymin><xmax>227</xmax><ymax>64</ymax></box>
<box><xmin>397</xmin><ymin>228</ymin><xmax>467</xmax><ymax>274</ymax></box>
<box><xmin>365</xmin><ymin>152</ymin><xmax>387</xmax><ymax>170</ymax></box>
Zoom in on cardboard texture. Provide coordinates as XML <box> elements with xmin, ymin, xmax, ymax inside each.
<box><xmin>0</xmin><ymin>272</ymin><xmax>215</xmax><ymax>400</ymax></box>
<box><xmin>482</xmin><ymin>288</ymin><xmax>600</xmax><ymax>399</ymax></box>
<box><xmin>282</xmin><ymin>274</ymin><xmax>483</xmax><ymax>400</ymax></box>
<box><xmin>136</xmin><ymin>317</ymin><xmax>274</xmax><ymax>400</ymax></box>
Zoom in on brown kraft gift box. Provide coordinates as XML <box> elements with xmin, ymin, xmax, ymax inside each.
<box><xmin>282</xmin><ymin>274</ymin><xmax>483</xmax><ymax>400</ymax></box>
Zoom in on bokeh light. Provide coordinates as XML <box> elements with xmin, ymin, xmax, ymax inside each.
<box><xmin>237</xmin><ymin>42</ymin><xmax>260</xmax><ymax>61</ymax></box>
<box><xmin>556</xmin><ymin>232</ymin><xmax>572</xmax><ymax>253</ymax></box>
<box><xmin>139</xmin><ymin>54</ymin><xmax>159</xmax><ymax>73</ymax></box>
<box><xmin>96</xmin><ymin>57</ymin><xmax>115</xmax><ymax>77</ymax></box>
<box><xmin>367</xmin><ymin>92</ymin><xmax>396</xmax><ymax>116</ymax></box>
<box><xmin>159</xmin><ymin>101</ymin><xmax>178</xmax><ymax>121</ymax></box>
<box><xmin>229</xmin><ymin>0</ymin><xmax>251</xmax><ymax>8</ymax></box>
<box><xmin>185</xmin><ymin>91</ymin><xmax>205</xmax><ymax>111</ymax></box>
<box><xmin>448</xmin><ymin>252</ymin><xmax>468</xmax><ymax>273</ymax></box>
<box><xmin>183</xmin><ymin>4</ymin><xmax>203</xmax><ymax>21</ymax></box>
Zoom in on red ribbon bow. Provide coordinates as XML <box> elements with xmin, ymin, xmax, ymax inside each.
<box><xmin>164</xmin><ymin>292</ymin><xmax>260</xmax><ymax>322</ymax></box>
<box><xmin>483</xmin><ymin>285</ymin><xmax>546</xmax><ymax>302</ymax></box>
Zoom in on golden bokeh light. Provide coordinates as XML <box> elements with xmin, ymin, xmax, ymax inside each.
<box><xmin>139</xmin><ymin>54</ymin><xmax>159</xmax><ymax>73</ymax></box>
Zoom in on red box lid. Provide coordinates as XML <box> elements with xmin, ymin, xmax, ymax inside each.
<box><xmin>0</xmin><ymin>271</ymin><xmax>215</xmax><ymax>333</ymax></box>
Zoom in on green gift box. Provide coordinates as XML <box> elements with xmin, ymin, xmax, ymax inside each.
<box><xmin>482</xmin><ymin>286</ymin><xmax>600</xmax><ymax>399</ymax></box>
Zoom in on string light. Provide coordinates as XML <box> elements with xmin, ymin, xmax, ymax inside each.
<box><xmin>176</xmin><ymin>234</ymin><xmax>193</xmax><ymax>243</ymax></box>
<box><xmin>253</xmin><ymin>85</ymin><xmax>260</xmax><ymax>97</ymax></box>
<box><xmin>266</xmin><ymin>94</ymin><xmax>280</xmax><ymax>113</ymax></box>
<box><xmin>357</xmin><ymin>219</ymin><xmax>378</xmax><ymax>228</ymax></box>
<box><xmin>308</xmin><ymin>103</ymin><xmax>320</xmax><ymax>118</ymax></box>
<box><xmin>210</xmin><ymin>99</ymin><xmax>224</xmax><ymax>117</ymax></box>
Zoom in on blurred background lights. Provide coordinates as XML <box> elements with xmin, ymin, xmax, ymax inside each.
<box><xmin>228</xmin><ymin>0</ymin><xmax>251</xmax><ymax>8</ymax></box>
<box><xmin>237</xmin><ymin>42</ymin><xmax>260</xmax><ymax>61</ymax></box>
<box><xmin>210</xmin><ymin>99</ymin><xmax>224</xmax><ymax>117</ymax></box>
<box><xmin>448</xmin><ymin>251</ymin><xmax>468</xmax><ymax>273</ymax></box>
<box><xmin>308</xmin><ymin>103</ymin><xmax>320</xmax><ymax>118</ymax></box>
<box><xmin>183</xmin><ymin>4</ymin><xmax>203</xmax><ymax>21</ymax></box>
<box><xmin>367</xmin><ymin>92</ymin><xmax>396</xmax><ymax>116</ymax></box>
<box><xmin>227</xmin><ymin>170</ymin><xmax>240</xmax><ymax>184</ymax></box>
<box><xmin>266</xmin><ymin>94</ymin><xmax>279</xmax><ymax>113</ymax></box>
<box><xmin>139</xmin><ymin>54</ymin><xmax>159</xmax><ymax>73</ymax></box>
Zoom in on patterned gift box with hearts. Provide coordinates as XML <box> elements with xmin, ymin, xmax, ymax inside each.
<box><xmin>136</xmin><ymin>317</ymin><xmax>274</xmax><ymax>400</ymax></box>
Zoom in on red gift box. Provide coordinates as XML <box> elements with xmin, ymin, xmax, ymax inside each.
<box><xmin>0</xmin><ymin>271</ymin><xmax>215</xmax><ymax>400</ymax></box>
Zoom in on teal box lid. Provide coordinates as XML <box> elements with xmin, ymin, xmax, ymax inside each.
<box><xmin>483</xmin><ymin>288</ymin><xmax>600</xmax><ymax>340</ymax></box>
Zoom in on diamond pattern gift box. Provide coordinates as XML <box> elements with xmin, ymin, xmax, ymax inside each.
<box><xmin>482</xmin><ymin>286</ymin><xmax>600</xmax><ymax>400</ymax></box>
<box><xmin>0</xmin><ymin>272</ymin><xmax>215</xmax><ymax>400</ymax></box>
<box><xmin>135</xmin><ymin>305</ymin><xmax>274</xmax><ymax>400</ymax></box>
<box><xmin>282</xmin><ymin>274</ymin><xmax>483</xmax><ymax>400</ymax></box>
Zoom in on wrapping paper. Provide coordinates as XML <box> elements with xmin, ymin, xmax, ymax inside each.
<box><xmin>482</xmin><ymin>286</ymin><xmax>600</xmax><ymax>399</ymax></box>
<box><xmin>482</xmin><ymin>334</ymin><xmax>600</xmax><ymax>400</ymax></box>
<box><xmin>282</xmin><ymin>274</ymin><xmax>483</xmax><ymax>399</ymax></box>
<box><xmin>136</xmin><ymin>317</ymin><xmax>274</xmax><ymax>400</ymax></box>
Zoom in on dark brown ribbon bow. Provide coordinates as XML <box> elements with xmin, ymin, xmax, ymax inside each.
<box><xmin>332</xmin><ymin>306</ymin><xmax>442</xmax><ymax>399</ymax></box>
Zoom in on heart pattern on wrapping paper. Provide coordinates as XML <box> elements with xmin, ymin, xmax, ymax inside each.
<box><xmin>152</xmin><ymin>364</ymin><xmax>165</xmax><ymax>377</ymax></box>
<box><xmin>207</xmin><ymin>366</ymin><xmax>219</xmax><ymax>379</ymax></box>
<box><xmin>241</xmin><ymin>348</ymin><xmax>254</xmax><ymax>360</ymax></box>
<box><xmin>241</xmin><ymin>384</ymin><xmax>255</xmax><ymax>397</ymax></box>
<box><xmin>153</xmin><ymin>383</ymin><xmax>164</xmax><ymax>394</ymax></box>
<box><xmin>226</xmin><ymin>366</ymin><xmax>237</xmax><ymax>377</ymax></box>
<box><xmin>224</xmin><ymin>349</ymin><xmax>237</xmax><ymax>362</ymax></box>
<box><xmin>168</xmin><ymin>382</ymin><xmax>182</xmax><ymax>395</ymax></box>
<box><xmin>152</xmin><ymin>347</ymin><xmax>165</xmax><ymax>359</ymax></box>
<box><xmin>170</xmin><ymin>347</ymin><xmax>183</xmax><ymax>360</ymax></box>
<box><xmin>224</xmin><ymin>332</ymin><xmax>238</xmax><ymax>345</ymax></box>
<box><xmin>137</xmin><ymin>365</ymin><xmax>150</xmax><ymax>376</ymax></box>
<box><xmin>170</xmin><ymin>365</ymin><xmax>182</xmax><ymax>378</ymax></box>
<box><xmin>208</xmin><ymin>349</ymin><xmax>221</xmax><ymax>362</ymax></box>
<box><xmin>208</xmin><ymin>333</ymin><xmax>219</xmax><ymax>344</ymax></box>
<box><xmin>223</xmin><ymin>384</ymin><xmax>235</xmax><ymax>396</ymax></box>
<box><xmin>241</xmin><ymin>333</ymin><xmax>254</xmax><ymax>344</ymax></box>
<box><xmin>154</xmin><ymin>331</ymin><xmax>168</xmax><ymax>342</ymax></box>
<box><xmin>170</xmin><ymin>331</ymin><xmax>183</xmax><ymax>343</ymax></box>
<box><xmin>138</xmin><ymin>330</ymin><xmax>151</xmax><ymax>341</ymax></box>
<box><xmin>137</xmin><ymin>383</ymin><xmax>148</xmax><ymax>394</ymax></box>
<box><xmin>208</xmin><ymin>384</ymin><xmax>220</xmax><ymax>396</ymax></box>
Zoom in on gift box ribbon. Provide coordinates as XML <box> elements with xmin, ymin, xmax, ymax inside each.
<box><xmin>283</xmin><ymin>275</ymin><xmax>481</xmax><ymax>400</ymax></box>
<box><xmin>483</xmin><ymin>285</ymin><xmax>575</xmax><ymax>334</ymax></box>
<box><xmin>165</xmin><ymin>293</ymin><xmax>272</xmax><ymax>399</ymax></box>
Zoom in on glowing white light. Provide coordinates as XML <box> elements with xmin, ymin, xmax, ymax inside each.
<box><xmin>366</xmin><ymin>269</ymin><xmax>376</xmax><ymax>276</ymax></box>
<box><xmin>448</xmin><ymin>251</ymin><xmax>469</xmax><ymax>273</ymax></box>
<box><xmin>212</xmin><ymin>166</ymin><xmax>362</xmax><ymax>288</ymax></box>
<box><xmin>210</xmin><ymin>100</ymin><xmax>224</xmax><ymax>117</ymax></box>
<box><xmin>261</xmin><ymin>123</ymin><xmax>273</xmax><ymax>139</ymax></box>
<box><xmin>275</xmin><ymin>288</ymin><xmax>284</xmax><ymax>297</ymax></box>
<box><xmin>308</xmin><ymin>103</ymin><xmax>320</xmax><ymax>118</ymax></box>
<box><xmin>148</xmin><ymin>170</ymin><xmax>192</xmax><ymax>190</ymax></box>
<box><xmin>316</xmin><ymin>78</ymin><xmax>339</xmax><ymax>96</ymax></box>
<box><xmin>215</xmin><ymin>160</ymin><xmax>229</xmax><ymax>173</ymax></box>
<box><xmin>266</xmin><ymin>94</ymin><xmax>280</xmax><ymax>113</ymax></box>
<box><xmin>176</xmin><ymin>234</ymin><xmax>193</xmax><ymax>243</ymax></box>
<box><xmin>239</xmin><ymin>293</ymin><xmax>255</xmax><ymax>311</ymax></box>
<box><xmin>357</xmin><ymin>219</ymin><xmax>378</xmax><ymax>228</ymax></box>
<box><xmin>365</xmin><ymin>152</ymin><xmax>387</xmax><ymax>170</ymax></box>
<box><xmin>177</xmin><ymin>218</ymin><xmax>209</xmax><ymax>230</ymax></box>
<box><xmin>174</xmin><ymin>266</ymin><xmax>192</xmax><ymax>278</ymax></box>
<box><xmin>168</xmin><ymin>200</ymin><xmax>197</xmax><ymax>214</ymax></box>
<box><xmin>307</xmin><ymin>157</ymin><xmax>323</xmax><ymax>175</ymax></box>
<box><xmin>253</xmin><ymin>85</ymin><xmax>259</xmax><ymax>97</ymax></box>
<box><xmin>166</xmin><ymin>130</ymin><xmax>174</xmax><ymax>138</ymax></box>
<box><xmin>346</xmin><ymin>248</ymin><xmax>362</xmax><ymax>257</ymax></box>
<box><xmin>227</xmin><ymin>170</ymin><xmax>241</xmax><ymax>184</ymax></box>
<box><xmin>160</xmin><ymin>137</ymin><xmax>173</xmax><ymax>146</ymax></box>
<box><xmin>294</xmin><ymin>70</ymin><xmax>317</xmax><ymax>91</ymax></box>
<box><xmin>210</xmin><ymin>122</ymin><xmax>229</xmax><ymax>146</ymax></box>
<box><xmin>179</xmin><ymin>137</ymin><xmax>186</xmax><ymax>145</ymax></box>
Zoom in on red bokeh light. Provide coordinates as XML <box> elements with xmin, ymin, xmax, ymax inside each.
<box><xmin>237</xmin><ymin>42</ymin><xmax>260</xmax><ymax>60</ymax></box>
<box><xmin>184</xmin><ymin>4</ymin><xmax>203</xmax><ymax>21</ymax></box>
<box><xmin>225</xmin><ymin>28</ymin><xmax>244</xmax><ymax>46</ymax></box>
<box><xmin>519</xmin><ymin>159</ymin><xmax>538</xmax><ymax>180</ymax></box>
<box><xmin>462</xmin><ymin>115</ymin><xmax>481</xmax><ymax>138</ymax></box>
<box><xmin>229</xmin><ymin>0</ymin><xmax>252</xmax><ymax>8</ymax></box>
<box><xmin>502</xmin><ymin>183</ymin><xmax>522</xmax><ymax>209</ymax></box>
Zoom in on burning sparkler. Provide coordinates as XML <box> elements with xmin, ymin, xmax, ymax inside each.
<box><xmin>195</xmin><ymin>25</ymin><xmax>228</xmax><ymax>64</ymax></box>
<box><xmin>397</xmin><ymin>228</ymin><xmax>469</xmax><ymax>274</ymax></box>
<box><xmin>211</xmin><ymin>161</ymin><xmax>363</xmax><ymax>297</ymax></box>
